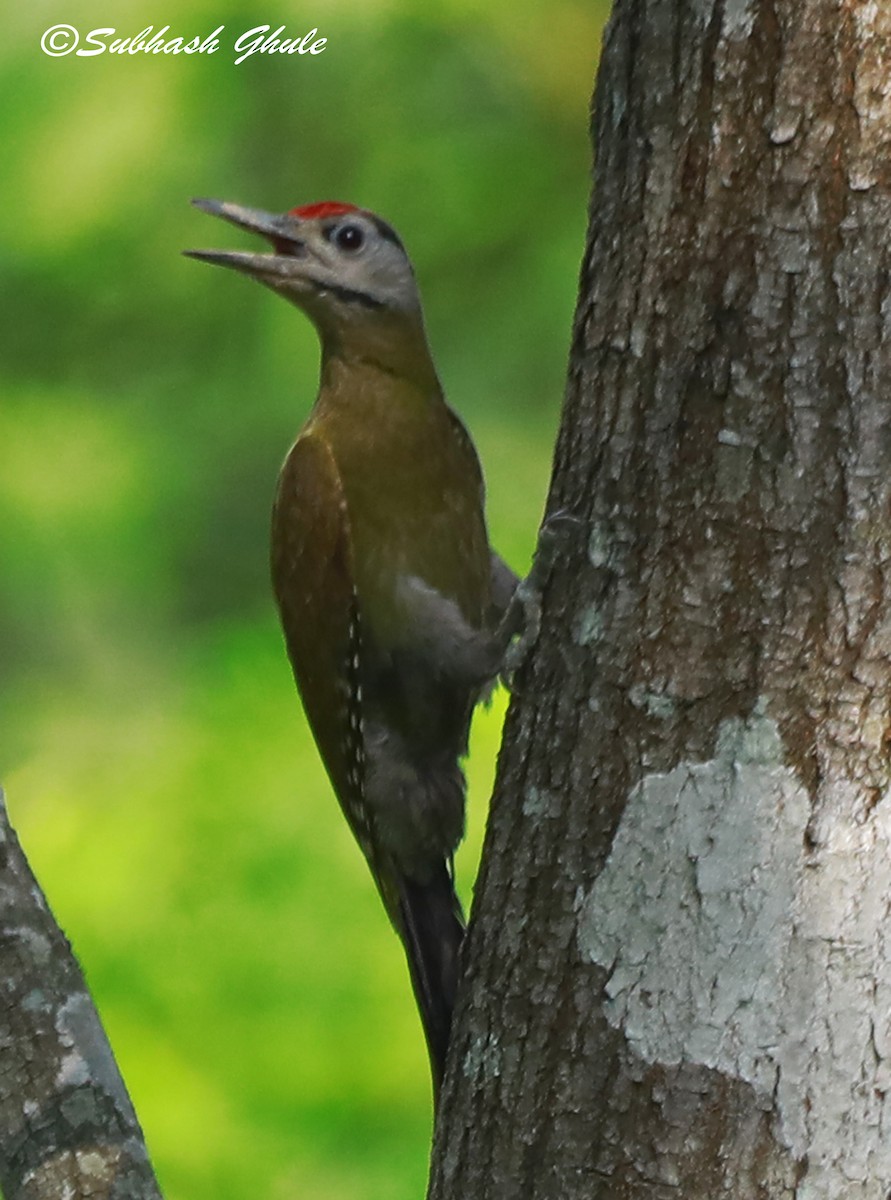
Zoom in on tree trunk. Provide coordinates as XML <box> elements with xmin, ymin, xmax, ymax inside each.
<box><xmin>0</xmin><ymin>790</ymin><xmax>162</xmax><ymax>1200</ymax></box>
<box><xmin>429</xmin><ymin>0</ymin><xmax>891</xmax><ymax>1196</ymax></box>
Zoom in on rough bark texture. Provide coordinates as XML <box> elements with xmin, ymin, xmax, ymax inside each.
<box><xmin>0</xmin><ymin>789</ymin><xmax>162</xmax><ymax>1200</ymax></box>
<box><xmin>430</xmin><ymin>0</ymin><xmax>891</xmax><ymax>1196</ymax></box>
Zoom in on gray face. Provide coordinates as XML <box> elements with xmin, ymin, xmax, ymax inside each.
<box><xmin>294</xmin><ymin>211</ymin><xmax>422</xmax><ymax>316</ymax></box>
<box><xmin>185</xmin><ymin>200</ymin><xmax>423</xmax><ymax>319</ymax></box>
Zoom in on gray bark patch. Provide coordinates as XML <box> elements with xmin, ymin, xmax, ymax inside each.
<box><xmin>579</xmin><ymin>705</ymin><xmax>891</xmax><ymax>1196</ymax></box>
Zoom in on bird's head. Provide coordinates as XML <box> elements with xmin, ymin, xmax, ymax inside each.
<box><xmin>185</xmin><ymin>199</ymin><xmax>425</xmax><ymax>347</ymax></box>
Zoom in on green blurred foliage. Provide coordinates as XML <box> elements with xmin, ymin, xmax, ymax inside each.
<box><xmin>2</xmin><ymin>2</ymin><xmax>607</xmax><ymax>1196</ymax></box>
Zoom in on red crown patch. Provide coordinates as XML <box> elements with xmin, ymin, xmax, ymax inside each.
<box><xmin>288</xmin><ymin>201</ymin><xmax>360</xmax><ymax>220</ymax></box>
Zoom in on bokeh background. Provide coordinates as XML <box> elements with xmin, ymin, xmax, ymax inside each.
<box><xmin>3</xmin><ymin>1</ymin><xmax>608</xmax><ymax>1196</ymax></box>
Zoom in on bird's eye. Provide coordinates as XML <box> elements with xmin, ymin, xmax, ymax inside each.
<box><xmin>333</xmin><ymin>223</ymin><xmax>365</xmax><ymax>252</ymax></box>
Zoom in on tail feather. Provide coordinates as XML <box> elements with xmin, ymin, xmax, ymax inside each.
<box><xmin>396</xmin><ymin>866</ymin><xmax>465</xmax><ymax>1103</ymax></box>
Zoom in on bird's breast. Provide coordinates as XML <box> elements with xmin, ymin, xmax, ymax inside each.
<box><xmin>336</xmin><ymin>428</ymin><xmax>488</xmax><ymax>648</ymax></box>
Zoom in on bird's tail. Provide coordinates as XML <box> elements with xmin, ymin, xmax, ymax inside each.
<box><xmin>396</xmin><ymin>866</ymin><xmax>465</xmax><ymax>1104</ymax></box>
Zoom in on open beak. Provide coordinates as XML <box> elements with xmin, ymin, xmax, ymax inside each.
<box><xmin>183</xmin><ymin>198</ymin><xmax>308</xmax><ymax>281</ymax></box>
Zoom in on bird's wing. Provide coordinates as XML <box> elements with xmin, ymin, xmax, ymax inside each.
<box><xmin>444</xmin><ymin>405</ymin><xmax>519</xmax><ymax>627</ymax></box>
<box><xmin>271</xmin><ymin>431</ymin><xmax>430</xmax><ymax>956</ymax></box>
<box><xmin>271</xmin><ymin>430</ymin><xmax>370</xmax><ymax>848</ymax></box>
<box><xmin>443</xmin><ymin>405</ymin><xmax>486</xmax><ymax>509</ymax></box>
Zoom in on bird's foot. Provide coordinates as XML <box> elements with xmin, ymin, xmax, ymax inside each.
<box><xmin>497</xmin><ymin>509</ymin><xmax>583</xmax><ymax>687</ymax></box>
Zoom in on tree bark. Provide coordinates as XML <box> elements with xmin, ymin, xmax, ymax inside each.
<box><xmin>0</xmin><ymin>789</ymin><xmax>162</xmax><ymax>1200</ymax></box>
<box><xmin>430</xmin><ymin>0</ymin><xmax>891</xmax><ymax>1196</ymax></box>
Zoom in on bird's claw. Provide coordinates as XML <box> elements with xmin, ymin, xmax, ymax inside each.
<box><xmin>498</xmin><ymin>508</ymin><xmax>583</xmax><ymax>687</ymax></box>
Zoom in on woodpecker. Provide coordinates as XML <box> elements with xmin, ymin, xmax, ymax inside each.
<box><xmin>185</xmin><ymin>198</ymin><xmax>517</xmax><ymax>1099</ymax></box>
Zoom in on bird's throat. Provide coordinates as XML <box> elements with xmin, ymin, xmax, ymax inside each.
<box><xmin>319</xmin><ymin>311</ymin><xmax>440</xmax><ymax>394</ymax></box>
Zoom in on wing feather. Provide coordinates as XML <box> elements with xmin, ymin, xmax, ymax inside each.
<box><xmin>271</xmin><ymin>430</ymin><xmax>369</xmax><ymax>844</ymax></box>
